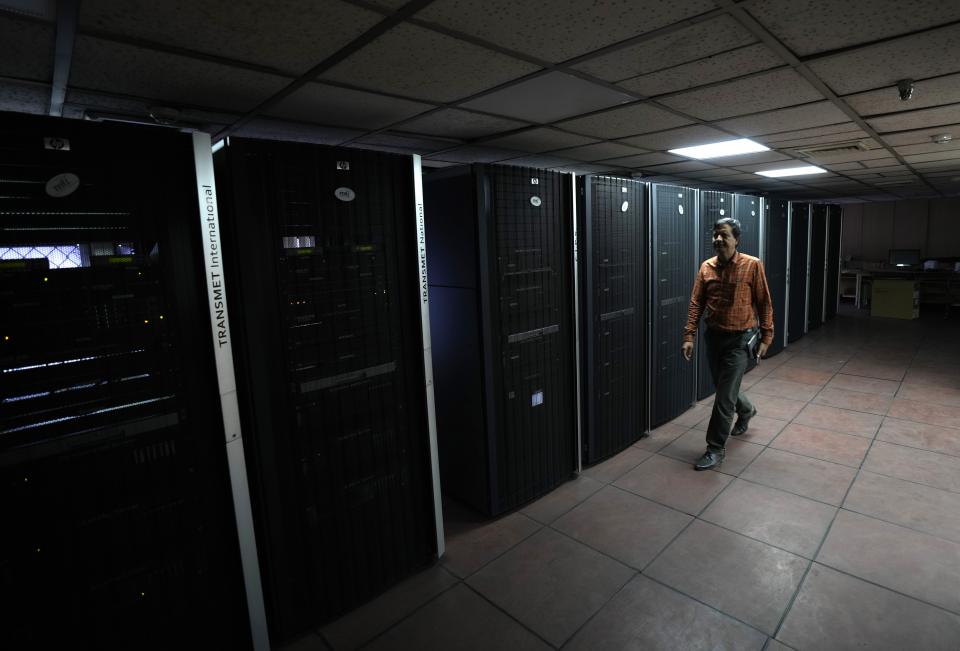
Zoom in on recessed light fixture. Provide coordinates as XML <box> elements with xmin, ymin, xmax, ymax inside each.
<box><xmin>932</xmin><ymin>133</ymin><xmax>953</xmax><ymax>144</ymax></box>
<box><xmin>755</xmin><ymin>166</ymin><xmax>827</xmax><ymax>178</ymax></box>
<box><xmin>668</xmin><ymin>138</ymin><xmax>769</xmax><ymax>160</ymax></box>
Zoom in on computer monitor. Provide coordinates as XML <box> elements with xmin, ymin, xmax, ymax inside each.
<box><xmin>888</xmin><ymin>249</ymin><xmax>920</xmax><ymax>267</ymax></box>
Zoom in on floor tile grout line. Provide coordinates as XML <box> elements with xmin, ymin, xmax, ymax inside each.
<box><xmin>456</xmin><ymin>514</ymin><xmax>545</xmax><ymax>583</ymax></box>
<box><xmin>349</xmin><ymin>579</ymin><xmax>463</xmax><ymax>651</ymax></box>
<box><xmin>805</xmin><ymin>559</ymin><xmax>960</xmax><ymax>620</ymax></box>
<box><xmin>460</xmin><ymin>581</ymin><xmax>566</xmax><ymax>650</ymax></box>
<box><xmin>770</xmin><ymin>410</ymin><xmax>884</xmax><ymax>639</ymax></box>
<box><xmin>871</xmin><ymin>433</ymin><xmax>960</xmax><ymax>460</ymax></box>
<box><xmin>837</xmin><ymin>501</ymin><xmax>960</xmax><ymax>549</ymax></box>
<box><xmin>637</xmin><ymin>573</ymin><xmax>774</xmax><ymax>640</ymax></box>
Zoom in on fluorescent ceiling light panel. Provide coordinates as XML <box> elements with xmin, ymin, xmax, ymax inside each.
<box><xmin>755</xmin><ymin>165</ymin><xmax>827</xmax><ymax>178</ymax></box>
<box><xmin>668</xmin><ymin>138</ymin><xmax>769</xmax><ymax>159</ymax></box>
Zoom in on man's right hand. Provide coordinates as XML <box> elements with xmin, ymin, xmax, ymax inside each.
<box><xmin>681</xmin><ymin>341</ymin><xmax>693</xmax><ymax>361</ymax></box>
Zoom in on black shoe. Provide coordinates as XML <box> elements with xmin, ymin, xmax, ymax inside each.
<box><xmin>694</xmin><ymin>449</ymin><xmax>724</xmax><ymax>471</ymax></box>
<box><xmin>731</xmin><ymin>407</ymin><xmax>758</xmax><ymax>436</ymax></box>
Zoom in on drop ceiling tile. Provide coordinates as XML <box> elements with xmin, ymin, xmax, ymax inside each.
<box><xmin>823</xmin><ymin>162</ymin><xmax>871</xmax><ymax>171</ymax></box>
<box><xmin>903</xmin><ymin>150</ymin><xmax>960</xmax><ymax>164</ymax></box>
<box><xmin>794</xmin><ymin>146</ymin><xmax>892</xmax><ymax>166</ymax></box>
<box><xmin>619</xmin><ymin>44</ymin><xmax>784</xmax><ymax>98</ymax></box>
<box><xmin>881</xmin><ymin>123</ymin><xmax>960</xmax><ymax>146</ymax></box>
<box><xmin>617</xmin><ymin>124</ymin><xmax>730</xmax><ymax>150</ymax></box>
<box><xmin>266</xmin><ymin>82</ymin><xmax>434</xmax><ymax>130</ymax></box>
<box><xmin>744</xmin><ymin>0</ymin><xmax>960</xmax><ymax>56</ymax></box>
<box><xmin>484</xmin><ymin>127</ymin><xmax>599</xmax><ymax>153</ymax></box>
<box><xmin>322</xmin><ymin>23</ymin><xmax>539</xmax><ymax>103</ymax></box>
<box><xmin>557</xmin><ymin>102</ymin><xmax>692</xmax><ymax>139</ymax></box>
<box><xmin>496</xmin><ymin>154</ymin><xmax>581</xmax><ymax>168</ymax></box>
<box><xmin>429</xmin><ymin>145</ymin><xmax>524</xmax><ymax>163</ymax></box>
<box><xmin>762</xmin><ymin>130</ymin><xmax>869</xmax><ymax>150</ymax></box>
<box><xmin>550</xmin><ymin>141</ymin><xmax>645</xmax><ymax>162</ymax></box>
<box><xmin>758</xmin><ymin>122</ymin><xmax>862</xmax><ymax>144</ymax></box>
<box><xmin>681</xmin><ymin>168</ymin><xmax>745</xmax><ymax>178</ymax></box>
<box><xmin>571</xmin><ymin>16</ymin><xmax>755</xmax><ymax>82</ymax></box>
<box><xmin>708</xmin><ymin>151</ymin><xmax>792</xmax><ymax>166</ymax></box>
<box><xmin>658</xmin><ymin>68</ymin><xmax>824</xmax><ymax>121</ymax></box>
<box><xmin>0</xmin><ymin>80</ymin><xmax>49</xmax><ymax>115</ymax></box>
<box><xmin>910</xmin><ymin>159</ymin><xmax>960</xmax><ymax>170</ymax></box>
<box><xmin>72</xmin><ymin>36</ymin><xmax>290</xmax><ymax>112</ymax></box>
<box><xmin>354</xmin><ymin>132</ymin><xmax>458</xmax><ymax>154</ymax></box>
<box><xmin>79</xmin><ymin>0</ymin><xmax>381</xmax><ymax>75</ymax></box>
<box><xmin>860</xmin><ymin>158</ymin><xmax>902</xmax><ymax>169</ymax></box>
<box><xmin>459</xmin><ymin>71</ymin><xmax>634</xmax><ymax>124</ymax></box>
<box><xmin>415</xmin><ymin>0</ymin><xmax>714</xmax><ymax>63</ymax></box>
<box><xmin>558</xmin><ymin>163</ymin><xmax>632</xmax><ymax>174</ymax></box>
<box><xmin>843</xmin><ymin>73</ymin><xmax>960</xmax><ymax>118</ymax></box>
<box><xmin>642</xmin><ymin>160</ymin><xmax>716</xmax><ymax>173</ymax></box>
<box><xmin>0</xmin><ymin>12</ymin><xmax>53</xmax><ymax>81</ymax></box>
<box><xmin>895</xmin><ymin>140</ymin><xmax>960</xmax><ymax>156</ymax></box>
<box><xmin>400</xmin><ymin>108</ymin><xmax>528</xmax><ymax>139</ymax></box>
<box><xmin>867</xmin><ymin>105</ymin><xmax>960</xmax><ymax>134</ymax></box>
<box><xmin>598</xmin><ymin>152</ymin><xmax>684</xmax><ymax>168</ymax></box>
<box><xmin>715</xmin><ymin>101</ymin><xmax>850</xmax><ymax>136</ymax></box>
<box><xmin>234</xmin><ymin>117</ymin><xmax>362</xmax><ymax>146</ymax></box>
<box><xmin>808</xmin><ymin>24</ymin><xmax>960</xmax><ymax>95</ymax></box>
<box><xmin>733</xmin><ymin>160</ymin><xmax>821</xmax><ymax>173</ymax></box>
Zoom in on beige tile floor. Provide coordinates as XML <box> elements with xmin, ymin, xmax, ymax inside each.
<box><xmin>288</xmin><ymin>307</ymin><xmax>960</xmax><ymax>650</ymax></box>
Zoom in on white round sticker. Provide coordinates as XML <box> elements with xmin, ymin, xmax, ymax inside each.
<box><xmin>678</xmin><ymin>204</ymin><xmax>684</xmax><ymax>215</ymax></box>
<box><xmin>334</xmin><ymin>187</ymin><xmax>356</xmax><ymax>202</ymax></box>
<box><xmin>530</xmin><ymin>196</ymin><xmax>542</xmax><ymax>207</ymax></box>
<box><xmin>751</xmin><ymin>210</ymin><xmax>756</xmax><ymax>216</ymax></box>
<box><xmin>621</xmin><ymin>201</ymin><xmax>629</xmax><ymax>212</ymax></box>
<box><xmin>720</xmin><ymin>209</ymin><xmax>725</xmax><ymax>216</ymax></box>
<box><xmin>677</xmin><ymin>193</ymin><xmax>683</xmax><ymax>198</ymax></box>
<box><xmin>45</xmin><ymin>172</ymin><xmax>79</xmax><ymax>198</ymax></box>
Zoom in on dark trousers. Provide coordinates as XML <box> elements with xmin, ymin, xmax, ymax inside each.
<box><xmin>705</xmin><ymin>328</ymin><xmax>755</xmax><ymax>452</ymax></box>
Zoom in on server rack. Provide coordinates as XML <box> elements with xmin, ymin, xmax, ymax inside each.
<box><xmin>808</xmin><ymin>205</ymin><xmax>828</xmax><ymax>331</ymax></box>
<box><xmin>763</xmin><ymin>199</ymin><xmax>790</xmax><ymax>356</ymax></box>
<box><xmin>788</xmin><ymin>202</ymin><xmax>810</xmax><ymax>342</ymax></box>
<box><xmin>215</xmin><ymin>140</ymin><xmax>441</xmax><ymax>640</ymax></box>
<box><xmin>825</xmin><ymin>205</ymin><xmax>843</xmax><ymax>320</ymax></box>
<box><xmin>733</xmin><ymin>194</ymin><xmax>762</xmax><ymax>258</ymax></box>
<box><xmin>426</xmin><ymin>165</ymin><xmax>576</xmax><ymax>516</ymax></box>
<box><xmin>695</xmin><ymin>191</ymin><xmax>734</xmax><ymax>400</ymax></box>
<box><xmin>734</xmin><ymin>194</ymin><xmax>762</xmax><ymax>373</ymax></box>
<box><xmin>650</xmin><ymin>184</ymin><xmax>699</xmax><ymax>427</ymax></box>
<box><xmin>0</xmin><ymin>113</ymin><xmax>252</xmax><ymax>649</ymax></box>
<box><xmin>576</xmin><ymin>176</ymin><xmax>647</xmax><ymax>465</ymax></box>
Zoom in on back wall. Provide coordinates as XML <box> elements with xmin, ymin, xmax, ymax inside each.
<box><xmin>841</xmin><ymin>197</ymin><xmax>960</xmax><ymax>261</ymax></box>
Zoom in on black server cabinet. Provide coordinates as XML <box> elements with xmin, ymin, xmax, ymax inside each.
<box><xmin>764</xmin><ymin>199</ymin><xmax>790</xmax><ymax>356</ymax></box>
<box><xmin>651</xmin><ymin>184</ymin><xmax>698</xmax><ymax>427</ymax></box>
<box><xmin>733</xmin><ymin>194</ymin><xmax>762</xmax><ymax>258</ymax></box>
<box><xmin>576</xmin><ymin>176</ymin><xmax>647</xmax><ymax>465</ymax></box>
<box><xmin>216</xmin><ymin>140</ymin><xmax>437</xmax><ymax>639</ymax></box>
<box><xmin>808</xmin><ymin>205</ymin><xmax>828</xmax><ymax>331</ymax></box>
<box><xmin>695</xmin><ymin>191</ymin><xmax>734</xmax><ymax>400</ymax></box>
<box><xmin>788</xmin><ymin>202</ymin><xmax>810</xmax><ymax>343</ymax></box>
<box><xmin>825</xmin><ymin>205</ymin><xmax>842</xmax><ymax>320</ymax></box>
<box><xmin>0</xmin><ymin>113</ymin><xmax>248</xmax><ymax>649</ymax></box>
<box><xmin>426</xmin><ymin>165</ymin><xmax>576</xmax><ymax>516</ymax></box>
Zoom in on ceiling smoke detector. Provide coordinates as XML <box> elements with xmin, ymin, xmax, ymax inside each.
<box><xmin>932</xmin><ymin>133</ymin><xmax>953</xmax><ymax>144</ymax></box>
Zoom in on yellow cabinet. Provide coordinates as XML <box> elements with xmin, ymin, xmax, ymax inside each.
<box><xmin>871</xmin><ymin>279</ymin><xmax>919</xmax><ymax>319</ymax></box>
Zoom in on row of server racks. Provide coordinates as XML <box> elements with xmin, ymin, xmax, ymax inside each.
<box><xmin>0</xmin><ymin>110</ymin><xmax>844</xmax><ymax>649</ymax></box>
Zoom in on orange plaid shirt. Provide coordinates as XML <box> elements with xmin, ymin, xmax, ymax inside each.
<box><xmin>683</xmin><ymin>251</ymin><xmax>774</xmax><ymax>345</ymax></box>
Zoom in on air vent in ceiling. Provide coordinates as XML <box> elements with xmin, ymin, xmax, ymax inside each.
<box><xmin>791</xmin><ymin>140</ymin><xmax>878</xmax><ymax>161</ymax></box>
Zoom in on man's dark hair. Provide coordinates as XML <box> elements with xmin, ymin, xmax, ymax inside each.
<box><xmin>714</xmin><ymin>217</ymin><xmax>741</xmax><ymax>240</ymax></box>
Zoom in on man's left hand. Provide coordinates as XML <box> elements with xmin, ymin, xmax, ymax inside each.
<box><xmin>757</xmin><ymin>342</ymin><xmax>769</xmax><ymax>359</ymax></box>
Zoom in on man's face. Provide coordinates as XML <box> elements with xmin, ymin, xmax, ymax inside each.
<box><xmin>713</xmin><ymin>224</ymin><xmax>738</xmax><ymax>261</ymax></box>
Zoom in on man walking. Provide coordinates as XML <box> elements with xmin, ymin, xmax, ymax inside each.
<box><xmin>682</xmin><ymin>217</ymin><xmax>774</xmax><ymax>471</ymax></box>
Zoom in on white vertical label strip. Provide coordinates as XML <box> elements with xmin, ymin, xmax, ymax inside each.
<box><xmin>413</xmin><ymin>155</ymin><xmax>445</xmax><ymax>557</ymax></box>
<box><xmin>191</xmin><ymin>132</ymin><xmax>270</xmax><ymax>651</ymax></box>
<box><xmin>571</xmin><ymin>174</ymin><xmax>582</xmax><ymax>474</ymax></box>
